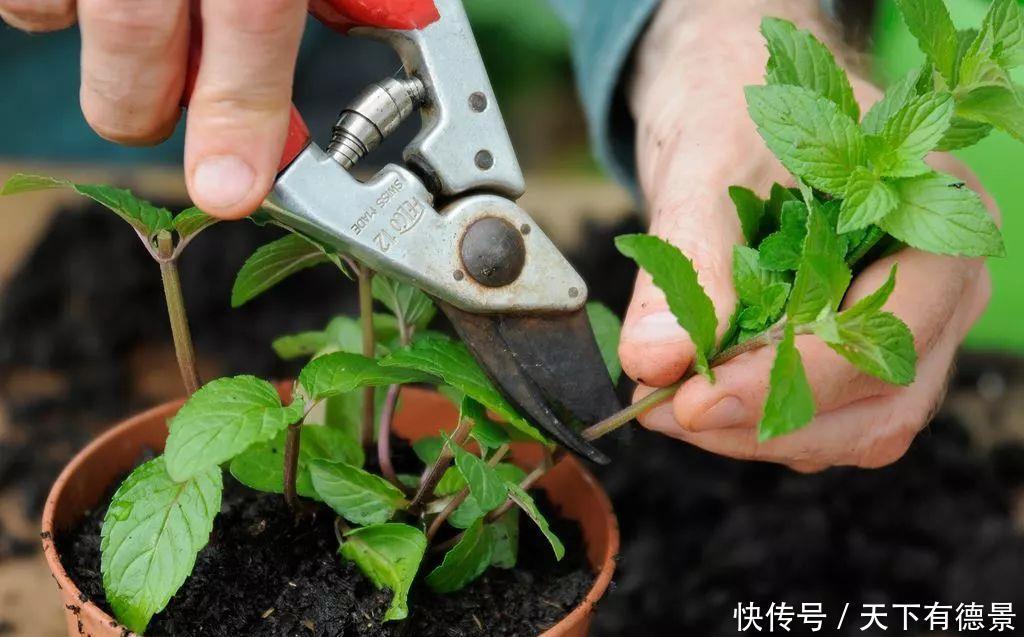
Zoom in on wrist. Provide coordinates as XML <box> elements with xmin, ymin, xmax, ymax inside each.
<box><xmin>630</xmin><ymin>0</ymin><xmax>866</xmax><ymax>122</ymax></box>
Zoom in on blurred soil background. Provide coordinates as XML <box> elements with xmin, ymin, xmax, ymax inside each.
<box><xmin>1</xmin><ymin>0</ymin><xmax>1023</xmax><ymax>635</ymax></box>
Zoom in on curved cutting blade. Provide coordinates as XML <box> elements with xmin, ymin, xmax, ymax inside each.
<box><xmin>440</xmin><ymin>303</ymin><xmax>620</xmax><ymax>464</ymax></box>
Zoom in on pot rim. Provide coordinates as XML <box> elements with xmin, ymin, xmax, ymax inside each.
<box><xmin>41</xmin><ymin>390</ymin><xmax>619</xmax><ymax>637</ymax></box>
<box><xmin>42</xmin><ymin>399</ymin><xmax>186</xmax><ymax>637</ymax></box>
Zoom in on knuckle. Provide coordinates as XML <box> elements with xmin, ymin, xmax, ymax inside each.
<box><xmin>856</xmin><ymin>414</ymin><xmax>919</xmax><ymax>469</ymax></box>
<box><xmin>192</xmin><ymin>88</ymin><xmax>290</xmax><ymax>122</ymax></box>
<box><xmin>220</xmin><ymin>0</ymin><xmax>303</xmax><ymax>36</ymax></box>
<box><xmin>82</xmin><ymin>95</ymin><xmax>176</xmax><ymax>145</ymax></box>
<box><xmin>84</xmin><ymin>0</ymin><xmax>180</xmax><ymax>46</ymax></box>
<box><xmin>789</xmin><ymin>461</ymin><xmax>827</xmax><ymax>474</ymax></box>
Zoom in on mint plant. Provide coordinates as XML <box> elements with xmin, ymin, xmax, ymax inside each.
<box><xmin>1</xmin><ymin>172</ymin><xmax>624</xmax><ymax>632</ymax></box>
<box><xmin>606</xmin><ymin>0</ymin><xmax>1021</xmax><ymax>441</ymax></box>
<box><xmin>93</xmin><ymin>294</ymin><xmax>620</xmax><ymax>632</ymax></box>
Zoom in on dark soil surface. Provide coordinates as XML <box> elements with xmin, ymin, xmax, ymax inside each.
<box><xmin>58</xmin><ymin>475</ymin><xmax>593</xmax><ymax>637</ymax></box>
<box><xmin>587</xmin><ymin>379</ymin><xmax>1024</xmax><ymax>637</ymax></box>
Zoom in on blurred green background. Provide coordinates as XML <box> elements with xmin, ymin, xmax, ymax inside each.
<box><xmin>875</xmin><ymin>0</ymin><xmax>1024</xmax><ymax>351</ymax></box>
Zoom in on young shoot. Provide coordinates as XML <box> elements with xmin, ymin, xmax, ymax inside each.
<box><xmin>0</xmin><ymin>174</ymin><xmax>219</xmax><ymax>394</ymax></box>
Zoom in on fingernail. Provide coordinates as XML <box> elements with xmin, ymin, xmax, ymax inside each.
<box><xmin>622</xmin><ymin>311</ymin><xmax>686</xmax><ymax>344</ymax></box>
<box><xmin>192</xmin><ymin>155</ymin><xmax>254</xmax><ymax>210</ymax></box>
<box><xmin>692</xmin><ymin>396</ymin><xmax>748</xmax><ymax>431</ymax></box>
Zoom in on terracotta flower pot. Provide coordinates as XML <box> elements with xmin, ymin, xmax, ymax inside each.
<box><xmin>42</xmin><ymin>387</ymin><xmax>619</xmax><ymax>637</ymax></box>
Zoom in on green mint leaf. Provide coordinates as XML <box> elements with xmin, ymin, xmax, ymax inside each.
<box><xmin>171</xmin><ymin>207</ymin><xmax>219</xmax><ymax>242</ymax></box>
<box><xmin>894</xmin><ymin>0</ymin><xmax>959</xmax><ymax>84</ymax></box>
<box><xmin>461</xmin><ymin>397</ymin><xmax>511</xmax><ymax>451</ymax></box>
<box><xmin>70</xmin><ymin>183</ymin><xmax>174</xmax><ymax>238</ymax></box>
<box><xmin>448</xmin><ymin>495</ymin><xmax>486</xmax><ymax>529</ymax></box>
<box><xmin>273</xmin><ymin>315</ymin><xmax>400</xmax><ymax>360</ymax></box>
<box><xmin>875</xmin><ymin>92</ymin><xmax>955</xmax><ymax>177</ymax></box>
<box><xmin>165</xmin><ymin>377</ymin><xmax>304</xmax><ymax>482</ymax></box>
<box><xmin>738</xmin><ymin>306</ymin><xmax>771</xmax><ymax>332</ymax></box>
<box><xmin>959</xmin><ymin>0</ymin><xmax>1024</xmax><ymax>85</ymax></box>
<box><xmin>816</xmin><ymin>265</ymin><xmax>917</xmax><ymax>385</ymax></box>
<box><xmin>745</xmin><ymin>84</ymin><xmax>867</xmax><ymax>195</ymax></box>
<box><xmin>846</xmin><ymin>264</ymin><xmax>899</xmax><ymax>316</ymax></box>
<box><xmin>984</xmin><ymin>0</ymin><xmax>1024</xmax><ymax>69</ymax></box>
<box><xmin>787</xmin><ymin>201</ymin><xmax>852</xmax><ymax>325</ymax></box>
<box><xmin>439</xmin><ymin>462</ymin><xmax>525</xmax><ymax>512</ymax></box>
<box><xmin>101</xmin><ymin>458</ymin><xmax>221</xmax><ymax>634</ymax></box>
<box><xmin>425</xmin><ymin>519</ymin><xmax>494</xmax><ymax>593</ymax></box>
<box><xmin>761</xmin><ymin>17</ymin><xmax>859</xmax><ymax>119</ymax></box>
<box><xmin>615</xmin><ymin>234</ymin><xmax>718</xmax><ymax>379</ymax></box>
<box><xmin>339</xmin><ymin>523</ymin><xmax>426</xmax><ymax>622</ymax></box>
<box><xmin>765</xmin><ymin>183</ymin><xmax>800</xmax><ymax>225</ymax></box>
<box><xmin>309</xmin><ymin>460</ymin><xmax>407</xmax><ymax>526</ymax></box>
<box><xmin>231</xmin><ymin>235</ymin><xmax>335</xmax><ymax>308</ymax></box>
<box><xmin>229</xmin><ymin>425</ymin><xmax>364</xmax><ymax>499</ymax></box>
<box><xmin>1</xmin><ymin>174</ymin><xmax>174</xmax><ymax>240</ymax></box>
<box><xmin>413</xmin><ymin>436</ymin><xmax>444</xmax><ymax>466</ymax></box>
<box><xmin>759</xmin><ymin>325</ymin><xmax>815</xmax><ymax>441</ymax></box>
<box><xmin>729</xmin><ymin>186</ymin><xmax>767</xmax><ymax>245</ymax></box>
<box><xmin>489</xmin><ymin>508</ymin><xmax>521</xmax><ymax>569</ymax></box>
<box><xmin>446</xmin><ymin>433</ymin><xmax>508</xmax><ymax>511</ymax></box>
<box><xmin>733</xmin><ymin>246</ymin><xmax>790</xmax><ymax>308</ymax></box>
<box><xmin>436</xmin><ymin>467</ymin><xmax>469</xmax><ymax>499</ymax></box>
<box><xmin>862</xmin><ymin>67</ymin><xmax>922</xmax><ymax>135</ymax></box>
<box><xmin>936</xmin><ymin>117</ymin><xmax>994</xmax><ymax>151</ymax></box>
<box><xmin>879</xmin><ymin>172</ymin><xmax>1005</xmax><ymax>257</ymax></box>
<box><xmin>299</xmin><ymin>351</ymin><xmax>433</xmax><ymax>402</ymax></box>
<box><xmin>828</xmin><ymin>312</ymin><xmax>916</xmax><ymax>385</ymax></box>
<box><xmin>372</xmin><ymin>274</ymin><xmax>437</xmax><ymax>331</ymax></box>
<box><xmin>759</xmin><ymin>201</ymin><xmax>809</xmax><ymax>271</ymax></box>
<box><xmin>505</xmin><ymin>481</ymin><xmax>565</xmax><ymax>560</ymax></box>
<box><xmin>272</xmin><ymin>331</ymin><xmax>333</xmax><ymax>360</ymax></box>
<box><xmin>585</xmin><ymin>302</ymin><xmax>623</xmax><ymax>384</ymax></box>
<box><xmin>838</xmin><ymin>167</ymin><xmax>900</xmax><ymax>233</ymax></box>
<box><xmin>381</xmin><ymin>336</ymin><xmax>547</xmax><ymax>443</ymax></box>
<box><xmin>0</xmin><ymin>173</ymin><xmax>67</xmax><ymax>195</ymax></box>
<box><xmin>956</xmin><ymin>85</ymin><xmax>1024</xmax><ymax>143</ymax></box>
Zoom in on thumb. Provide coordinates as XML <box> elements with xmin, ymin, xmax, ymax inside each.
<box><xmin>618</xmin><ymin>184</ymin><xmax>743</xmax><ymax>387</ymax></box>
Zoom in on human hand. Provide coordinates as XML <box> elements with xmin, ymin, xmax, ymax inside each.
<box><xmin>0</xmin><ymin>0</ymin><xmax>309</xmax><ymax>219</ymax></box>
<box><xmin>620</xmin><ymin>0</ymin><xmax>996</xmax><ymax>471</ymax></box>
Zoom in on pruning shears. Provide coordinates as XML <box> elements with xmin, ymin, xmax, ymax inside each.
<box><xmin>185</xmin><ymin>0</ymin><xmax>620</xmax><ymax>463</ymax></box>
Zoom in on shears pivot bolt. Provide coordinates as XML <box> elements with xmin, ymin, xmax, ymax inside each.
<box><xmin>459</xmin><ymin>217</ymin><xmax>526</xmax><ymax>288</ymax></box>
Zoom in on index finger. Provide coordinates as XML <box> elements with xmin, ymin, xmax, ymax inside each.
<box><xmin>184</xmin><ymin>0</ymin><xmax>307</xmax><ymax>219</ymax></box>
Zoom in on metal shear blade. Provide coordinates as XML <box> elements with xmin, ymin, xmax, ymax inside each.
<box><xmin>441</xmin><ymin>304</ymin><xmax>617</xmax><ymax>464</ymax></box>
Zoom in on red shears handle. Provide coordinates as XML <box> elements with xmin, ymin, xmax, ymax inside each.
<box><xmin>182</xmin><ymin>0</ymin><xmax>440</xmax><ymax>172</ymax></box>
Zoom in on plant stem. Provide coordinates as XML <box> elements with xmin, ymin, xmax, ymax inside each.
<box><xmin>426</xmin><ymin>444</ymin><xmax>510</xmax><ymax>542</ymax></box>
<box><xmin>581</xmin><ymin>322</ymin><xmax>788</xmax><ymax>442</ymax></box>
<box><xmin>408</xmin><ymin>418</ymin><xmax>473</xmax><ymax>515</ymax></box>
<box><xmin>377</xmin><ymin>384</ymin><xmax>402</xmax><ymax>489</ymax></box>
<box><xmin>283</xmin><ymin>418</ymin><xmax>305</xmax><ymax>514</ymax></box>
<box><xmin>358</xmin><ymin>264</ymin><xmax>376</xmax><ymax>448</ymax></box>
<box><xmin>378</xmin><ymin>324</ymin><xmax>413</xmax><ymax>492</ymax></box>
<box><xmin>484</xmin><ymin>459</ymin><xmax>552</xmax><ymax>523</ymax></box>
<box><xmin>156</xmin><ymin>232</ymin><xmax>200</xmax><ymax>395</ymax></box>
